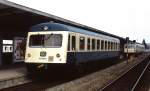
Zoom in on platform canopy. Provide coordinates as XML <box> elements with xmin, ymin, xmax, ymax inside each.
<box><xmin>0</xmin><ymin>0</ymin><xmax>125</xmax><ymax>42</ymax></box>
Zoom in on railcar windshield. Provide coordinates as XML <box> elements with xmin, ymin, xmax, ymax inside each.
<box><xmin>29</xmin><ymin>34</ymin><xmax>62</xmax><ymax>47</ymax></box>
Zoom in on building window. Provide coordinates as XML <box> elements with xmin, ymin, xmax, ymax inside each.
<box><xmin>87</xmin><ymin>38</ymin><xmax>90</xmax><ymax>50</ymax></box>
<box><xmin>101</xmin><ymin>40</ymin><xmax>104</xmax><ymax>50</ymax></box>
<box><xmin>92</xmin><ymin>39</ymin><xmax>95</xmax><ymax>50</ymax></box>
<box><xmin>80</xmin><ymin>37</ymin><xmax>85</xmax><ymax>50</ymax></box>
<box><xmin>97</xmin><ymin>40</ymin><xmax>100</xmax><ymax>50</ymax></box>
<box><xmin>71</xmin><ymin>36</ymin><xmax>76</xmax><ymax>50</ymax></box>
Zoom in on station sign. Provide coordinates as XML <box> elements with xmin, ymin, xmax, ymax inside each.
<box><xmin>2</xmin><ymin>40</ymin><xmax>13</xmax><ymax>53</ymax></box>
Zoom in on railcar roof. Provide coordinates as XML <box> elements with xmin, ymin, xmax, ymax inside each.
<box><xmin>30</xmin><ymin>23</ymin><xmax>68</xmax><ymax>31</ymax></box>
<box><xmin>30</xmin><ymin>22</ymin><xmax>119</xmax><ymax>42</ymax></box>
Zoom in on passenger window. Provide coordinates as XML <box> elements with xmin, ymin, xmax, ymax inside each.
<box><xmin>105</xmin><ymin>41</ymin><xmax>107</xmax><ymax>50</ymax></box>
<box><xmin>68</xmin><ymin>35</ymin><xmax>70</xmax><ymax>51</ymax></box>
<box><xmin>116</xmin><ymin>43</ymin><xmax>118</xmax><ymax>50</ymax></box>
<box><xmin>92</xmin><ymin>39</ymin><xmax>95</xmax><ymax>50</ymax></box>
<box><xmin>72</xmin><ymin>36</ymin><xmax>76</xmax><ymax>50</ymax></box>
<box><xmin>108</xmin><ymin>41</ymin><xmax>110</xmax><ymax>50</ymax></box>
<box><xmin>101</xmin><ymin>40</ymin><xmax>104</xmax><ymax>50</ymax></box>
<box><xmin>114</xmin><ymin>42</ymin><xmax>116</xmax><ymax>50</ymax></box>
<box><xmin>115</xmin><ymin>43</ymin><xmax>117</xmax><ymax>50</ymax></box>
<box><xmin>111</xmin><ymin>42</ymin><xmax>113</xmax><ymax>50</ymax></box>
<box><xmin>118</xmin><ymin>43</ymin><xmax>120</xmax><ymax>50</ymax></box>
<box><xmin>113</xmin><ymin>42</ymin><xmax>115</xmax><ymax>50</ymax></box>
<box><xmin>87</xmin><ymin>38</ymin><xmax>90</xmax><ymax>50</ymax></box>
<box><xmin>114</xmin><ymin>43</ymin><xmax>115</xmax><ymax>50</ymax></box>
<box><xmin>80</xmin><ymin>37</ymin><xmax>85</xmax><ymax>50</ymax></box>
<box><xmin>97</xmin><ymin>40</ymin><xmax>100</xmax><ymax>50</ymax></box>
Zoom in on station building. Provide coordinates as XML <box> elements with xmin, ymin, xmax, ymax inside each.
<box><xmin>0</xmin><ymin>0</ymin><xmax>126</xmax><ymax>66</ymax></box>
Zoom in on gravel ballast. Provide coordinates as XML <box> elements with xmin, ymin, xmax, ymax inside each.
<box><xmin>45</xmin><ymin>53</ymin><xmax>149</xmax><ymax>91</ymax></box>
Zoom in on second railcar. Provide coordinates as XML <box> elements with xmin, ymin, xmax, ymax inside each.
<box><xmin>124</xmin><ymin>43</ymin><xmax>145</xmax><ymax>54</ymax></box>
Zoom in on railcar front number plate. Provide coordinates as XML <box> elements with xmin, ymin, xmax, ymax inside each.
<box><xmin>40</xmin><ymin>51</ymin><xmax>46</xmax><ymax>57</ymax></box>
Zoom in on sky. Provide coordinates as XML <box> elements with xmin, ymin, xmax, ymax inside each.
<box><xmin>8</xmin><ymin>0</ymin><xmax>150</xmax><ymax>43</ymax></box>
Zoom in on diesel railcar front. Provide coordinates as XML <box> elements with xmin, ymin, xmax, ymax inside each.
<box><xmin>25</xmin><ymin>23</ymin><xmax>121</xmax><ymax>71</ymax></box>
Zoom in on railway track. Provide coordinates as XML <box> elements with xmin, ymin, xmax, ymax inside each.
<box><xmin>99</xmin><ymin>54</ymin><xmax>150</xmax><ymax>91</ymax></box>
<box><xmin>1</xmin><ymin>54</ymin><xmax>149</xmax><ymax>91</ymax></box>
<box><xmin>0</xmin><ymin>58</ymin><xmax>122</xmax><ymax>91</ymax></box>
<box><xmin>132</xmin><ymin>61</ymin><xmax>150</xmax><ymax>91</ymax></box>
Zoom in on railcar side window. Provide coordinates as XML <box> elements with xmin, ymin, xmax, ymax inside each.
<box><xmin>101</xmin><ymin>40</ymin><xmax>104</xmax><ymax>50</ymax></box>
<box><xmin>105</xmin><ymin>41</ymin><xmax>107</xmax><ymax>50</ymax></box>
<box><xmin>97</xmin><ymin>40</ymin><xmax>100</xmax><ymax>50</ymax></box>
<box><xmin>116</xmin><ymin>43</ymin><xmax>118</xmax><ymax>50</ymax></box>
<box><xmin>80</xmin><ymin>37</ymin><xmax>85</xmax><ymax>50</ymax></box>
<box><xmin>112</xmin><ymin>42</ymin><xmax>115</xmax><ymax>50</ymax></box>
<box><xmin>29</xmin><ymin>34</ymin><xmax>62</xmax><ymax>47</ymax></box>
<box><xmin>118</xmin><ymin>43</ymin><xmax>120</xmax><ymax>50</ymax></box>
<box><xmin>115</xmin><ymin>43</ymin><xmax>117</xmax><ymax>50</ymax></box>
<box><xmin>72</xmin><ymin>36</ymin><xmax>76</xmax><ymax>50</ymax></box>
<box><xmin>111</xmin><ymin>42</ymin><xmax>113</xmax><ymax>50</ymax></box>
<box><xmin>92</xmin><ymin>39</ymin><xmax>95</xmax><ymax>50</ymax></box>
<box><xmin>114</xmin><ymin>43</ymin><xmax>116</xmax><ymax>50</ymax></box>
<box><xmin>114</xmin><ymin>43</ymin><xmax>115</xmax><ymax>50</ymax></box>
<box><xmin>108</xmin><ymin>41</ymin><xmax>110</xmax><ymax>50</ymax></box>
<box><xmin>87</xmin><ymin>38</ymin><xmax>90</xmax><ymax>50</ymax></box>
<box><xmin>68</xmin><ymin>35</ymin><xmax>70</xmax><ymax>51</ymax></box>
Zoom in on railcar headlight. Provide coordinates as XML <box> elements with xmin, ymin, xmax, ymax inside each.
<box><xmin>27</xmin><ymin>53</ymin><xmax>31</xmax><ymax>57</ymax></box>
<box><xmin>56</xmin><ymin>53</ymin><xmax>60</xmax><ymax>58</ymax></box>
<box><xmin>44</xmin><ymin>26</ymin><xmax>48</xmax><ymax>30</ymax></box>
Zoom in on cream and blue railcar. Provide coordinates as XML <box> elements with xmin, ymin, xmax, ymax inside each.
<box><xmin>25</xmin><ymin>23</ymin><xmax>120</xmax><ymax>70</ymax></box>
<box><xmin>124</xmin><ymin>43</ymin><xmax>145</xmax><ymax>54</ymax></box>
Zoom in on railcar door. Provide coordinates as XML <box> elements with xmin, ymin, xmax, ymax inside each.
<box><xmin>68</xmin><ymin>33</ymin><xmax>77</xmax><ymax>63</ymax></box>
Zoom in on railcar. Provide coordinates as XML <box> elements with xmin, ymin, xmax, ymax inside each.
<box><xmin>25</xmin><ymin>22</ymin><xmax>120</xmax><ymax>71</ymax></box>
<box><xmin>124</xmin><ymin>43</ymin><xmax>145</xmax><ymax>54</ymax></box>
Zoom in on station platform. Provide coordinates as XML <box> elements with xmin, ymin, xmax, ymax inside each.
<box><xmin>0</xmin><ymin>64</ymin><xmax>30</xmax><ymax>90</ymax></box>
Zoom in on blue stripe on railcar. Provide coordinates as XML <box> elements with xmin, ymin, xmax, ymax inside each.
<box><xmin>30</xmin><ymin>23</ymin><xmax>109</xmax><ymax>37</ymax></box>
<box><xmin>66</xmin><ymin>51</ymin><xmax>120</xmax><ymax>64</ymax></box>
<box><xmin>31</xmin><ymin>23</ymin><xmax>68</xmax><ymax>32</ymax></box>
